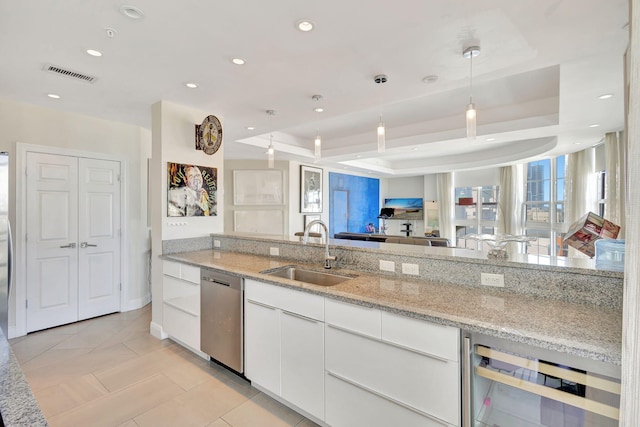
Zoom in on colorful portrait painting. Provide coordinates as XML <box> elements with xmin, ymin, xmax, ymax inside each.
<box><xmin>167</xmin><ymin>162</ymin><xmax>217</xmax><ymax>217</ymax></box>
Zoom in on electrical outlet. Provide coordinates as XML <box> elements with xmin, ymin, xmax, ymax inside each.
<box><xmin>481</xmin><ymin>273</ymin><xmax>505</xmax><ymax>287</ymax></box>
<box><xmin>379</xmin><ymin>260</ymin><xmax>395</xmax><ymax>272</ymax></box>
<box><xmin>270</xmin><ymin>247</ymin><xmax>280</xmax><ymax>256</ymax></box>
<box><xmin>213</xmin><ymin>240</ymin><xmax>221</xmax><ymax>248</ymax></box>
<box><xmin>402</xmin><ymin>263</ymin><xmax>419</xmax><ymax>275</ymax></box>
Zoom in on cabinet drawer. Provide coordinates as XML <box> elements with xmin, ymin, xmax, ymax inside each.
<box><xmin>162</xmin><ymin>260</ymin><xmax>200</xmax><ymax>284</ymax></box>
<box><xmin>245</xmin><ymin>279</ymin><xmax>324</xmax><ymax>321</ymax></box>
<box><xmin>326</xmin><ymin>373</ymin><xmax>451</xmax><ymax>427</ymax></box>
<box><xmin>163</xmin><ymin>276</ymin><xmax>200</xmax><ymax>315</ymax></box>
<box><xmin>381</xmin><ymin>311</ymin><xmax>459</xmax><ymax>362</ymax></box>
<box><xmin>326</xmin><ymin>325</ymin><xmax>460</xmax><ymax>425</ymax></box>
<box><xmin>163</xmin><ymin>302</ymin><xmax>200</xmax><ymax>351</ymax></box>
<box><xmin>325</xmin><ymin>298</ymin><xmax>381</xmax><ymax>338</ymax></box>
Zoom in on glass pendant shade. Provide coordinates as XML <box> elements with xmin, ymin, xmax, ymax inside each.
<box><xmin>314</xmin><ymin>134</ymin><xmax>321</xmax><ymax>159</ymax></box>
<box><xmin>466</xmin><ymin>102</ymin><xmax>476</xmax><ymax>140</ymax></box>
<box><xmin>377</xmin><ymin>119</ymin><xmax>386</xmax><ymax>153</ymax></box>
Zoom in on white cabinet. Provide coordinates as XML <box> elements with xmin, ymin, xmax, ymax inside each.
<box><xmin>162</xmin><ymin>260</ymin><xmax>200</xmax><ymax>351</ymax></box>
<box><xmin>325</xmin><ymin>298</ymin><xmax>460</xmax><ymax>427</ymax></box>
<box><xmin>244</xmin><ymin>279</ymin><xmax>325</xmax><ymax>421</ymax></box>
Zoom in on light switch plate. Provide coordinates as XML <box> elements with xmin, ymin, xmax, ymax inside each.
<box><xmin>402</xmin><ymin>263</ymin><xmax>419</xmax><ymax>275</ymax></box>
<box><xmin>379</xmin><ymin>260</ymin><xmax>395</xmax><ymax>272</ymax></box>
<box><xmin>481</xmin><ymin>273</ymin><xmax>504</xmax><ymax>287</ymax></box>
<box><xmin>270</xmin><ymin>247</ymin><xmax>280</xmax><ymax>256</ymax></box>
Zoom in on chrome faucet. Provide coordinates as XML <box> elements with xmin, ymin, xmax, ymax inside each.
<box><xmin>303</xmin><ymin>219</ymin><xmax>337</xmax><ymax>269</ymax></box>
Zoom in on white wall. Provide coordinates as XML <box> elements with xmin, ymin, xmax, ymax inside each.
<box><xmin>0</xmin><ymin>97</ymin><xmax>152</xmax><ymax>330</ymax></box>
<box><xmin>150</xmin><ymin>101</ymin><xmax>224</xmax><ymax>335</ymax></box>
<box><xmin>454</xmin><ymin>168</ymin><xmax>501</xmax><ymax>188</ymax></box>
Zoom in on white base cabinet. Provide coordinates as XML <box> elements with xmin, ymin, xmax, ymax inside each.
<box><xmin>244</xmin><ymin>279</ymin><xmax>325</xmax><ymax>421</ymax></box>
<box><xmin>162</xmin><ymin>260</ymin><xmax>201</xmax><ymax>352</ymax></box>
<box><xmin>243</xmin><ymin>280</ymin><xmax>461</xmax><ymax>426</ymax></box>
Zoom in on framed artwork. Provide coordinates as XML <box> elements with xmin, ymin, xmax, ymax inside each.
<box><xmin>304</xmin><ymin>214</ymin><xmax>322</xmax><ymax>234</ymax></box>
<box><xmin>167</xmin><ymin>162</ymin><xmax>217</xmax><ymax>217</ymax></box>
<box><xmin>300</xmin><ymin>165</ymin><xmax>322</xmax><ymax>213</ymax></box>
<box><xmin>233</xmin><ymin>170</ymin><xmax>284</xmax><ymax>205</ymax></box>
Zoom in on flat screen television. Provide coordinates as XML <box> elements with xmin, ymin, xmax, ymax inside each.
<box><xmin>384</xmin><ymin>198</ymin><xmax>424</xmax><ymax>220</ymax></box>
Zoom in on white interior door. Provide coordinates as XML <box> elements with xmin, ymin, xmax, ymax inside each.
<box><xmin>26</xmin><ymin>152</ymin><xmax>121</xmax><ymax>332</ymax></box>
<box><xmin>78</xmin><ymin>158</ymin><xmax>121</xmax><ymax>320</ymax></box>
<box><xmin>26</xmin><ymin>152</ymin><xmax>79</xmax><ymax>332</ymax></box>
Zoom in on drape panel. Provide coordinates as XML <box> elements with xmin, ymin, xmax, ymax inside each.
<box><xmin>436</xmin><ymin>172</ymin><xmax>455</xmax><ymax>243</ymax></box>
<box><xmin>497</xmin><ymin>164</ymin><xmax>525</xmax><ymax>236</ymax></box>
<box><xmin>605</xmin><ymin>131</ymin><xmax>627</xmax><ymax>235</ymax></box>
<box><xmin>566</xmin><ymin>147</ymin><xmax>597</xmax><ymax>257</ymax></box>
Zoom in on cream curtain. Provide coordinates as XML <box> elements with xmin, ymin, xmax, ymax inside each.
<box><xmin>604</xmin><ymin>131</ymin><xmax>627</xmax><ymax>236</ymax></box>
<box><xmin>566</xmin><ymin>147</ymin><xmax>597</xmax><ymax>257</ymax></box>
<box><xmin>436</xmin><ymin>172</ymin><xmax>455</xmax><ymax>243</ymax></box>
<box><xmin>497</xmin><ymin>164</ymin><xmax>525</xmax><ymax>236</ymax></box>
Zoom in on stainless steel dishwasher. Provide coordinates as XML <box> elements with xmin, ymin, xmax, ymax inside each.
<box><xmin>200</xmin><ymin>269</ymin><xmax>244</xmax><ymax>374</ymax></box>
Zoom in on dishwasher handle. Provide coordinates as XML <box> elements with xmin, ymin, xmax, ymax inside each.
<box><xmin>200</xmin><ymin>270</ymin><xmax>243</xmax><ymax>291</ymax></box>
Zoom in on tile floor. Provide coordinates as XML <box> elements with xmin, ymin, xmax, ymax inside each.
<box><xmin>9</xmin><ymin>304</ymin><xmax>320</xmax><ymax>427</ymax></box>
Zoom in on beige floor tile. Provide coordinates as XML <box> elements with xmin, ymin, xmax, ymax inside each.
<box><xmin>10</xmin><ymin>332</ymin><xmax>76</xmax><ymax>364</ymax></box>
<box><xmin>296</xmin><ymin>419</ymin><xmax>322</xmax><ymax>427</ymax></box>
<box><xmin>134</xmin><ymin>377</ymin><xmax>252</xmax><ymax>427</ymax></box>
<box><xmin>20</xmin><ymin>347</ymin><xmax>92</xmax><ymax>373</ymax></box>
<box><xmin>206</xmin><ymin>419</ymin><xmax>232</xmax><ymax>427</ymax></box>
<box><xmin>122</xmin><ymin>331</ymin><xmax>175</xmax><ymax>355</ymax></box>
<box><xmin>47</xmin><ymin>373</ymin><xmax>184</xmax><ymax>427</ymax></box>
<box><xmin>116</xmin><ymin>420</ymin><xmax>139</xmax><ymax>427</ymax></box>
<box><xmin>94</xmin><ymin>346</ymin><xmax>186</xmax><ymax>392</ymax></box>
<box><xmin>221</xmin><ymin>392</ymin><xmax>305</xmax><ymax>427</ymax></box>
<box><xmin>33</xmin><ymin>373</ymin><xmax>109</xmax><ymax>418</ymax></box>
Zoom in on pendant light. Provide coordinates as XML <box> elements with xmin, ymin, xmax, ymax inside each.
<box><xmin>312</xmin><ymin>95</ymin><xmax>323</xmax><ymax>160</ymax></box>
<box><xmin>463</xmin><ymin>46</ymin><xmax>480</xmax><ymax>140</ymax></box>
<box><xmin>266</xmin><ymin>109</ymin><xmax>276</xmax><ymax>168</ymax></box>
<box><xmin>374</xmin><ymin>74</ymin><xmax>388</xmax><ymax>153</ymax></box>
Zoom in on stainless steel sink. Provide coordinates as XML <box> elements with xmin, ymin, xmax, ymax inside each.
<box><xmin>262</xmin><ymin>266</ymin><xmax>355</xmax><ymax>286</ymax></box>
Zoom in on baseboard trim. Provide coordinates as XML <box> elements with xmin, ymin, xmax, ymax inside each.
<box><xmin>150</xmin><ymin>321</ymin><xmax>169</xmax><ymax>340</ymax></box>
<box><xmin>125</xmin><ymin>293</ymin><xmax>151</xmax><ymax>312</ymax></box>
<box><xmin>7</xmin><ymin>325</ymin><xmax>18</xmax><ymax>339</ymax></box>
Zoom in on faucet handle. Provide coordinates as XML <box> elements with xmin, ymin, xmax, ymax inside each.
<box><xmin>324</xmin><ymin>255</ymin><xmax>337</xmax><ymax>269</ymax></box>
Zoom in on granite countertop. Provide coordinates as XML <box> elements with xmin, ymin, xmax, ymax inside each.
<box><xmin>164</xmin><ymin>250</ymin><xmax>623</xmax><ymax>365</ymax></box>
<box><xmin>0</xmin><ymin>331</ymin><xmax>48</xmax><ymax>426</ymax></box>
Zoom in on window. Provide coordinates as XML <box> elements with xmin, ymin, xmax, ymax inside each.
<box><xmin>454</xmin><ymin>185</ymin><xmax>499</xmax><ymax>249</ymax></box>
<box><xmin>524</xmin><ymin>156</ymin><xmax>567</xmax><ymax>256</ymax></box>
<box><xmin>596</xmin><ymin>170</ymin><xmax>606</xmax><ymax>218</ymax></box>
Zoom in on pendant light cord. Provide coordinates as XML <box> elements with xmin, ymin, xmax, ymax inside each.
<box><xmin>469</xmin><ymin>53</ymin><xmax>473</xmax><ymax>104</ymax></box>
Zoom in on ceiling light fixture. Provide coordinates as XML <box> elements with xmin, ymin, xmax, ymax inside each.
<box><xmin>311</xmin><ymin>95</ymin><xmax>323</xmax><ymax>160</ymax></box>
<box><xmin>247</xmin><ymin>126</ymin><xmax>255</xmax><ymax>130</ymax></box>
<box><xmin>463</xmin><ymin>45</ymin><xmax>480</xmax><ymax>140</ymax></box>
<box><xmin>486</xmin><ymin>137</ymin><xmax>495</xmax><ymax>142</ymax></box>
<box><xmin>296</xmin><ymin>20</ymin><xmax>314</xmax><ymax>32</ymax></box>
<box><xmin>589</xmin><ymin>124</ymin><xmax>601</xmax><ymax>128</ymax></box>
<box><xmin>120</xmin><ymin>5</ymin><xmax>144</xmax><ymax>20</ymax></box>
<box><xmin>185</xmin><ymin>82</ymin><xmax>198</xmax><ymax>89</ymax></box>
<box><xmin>374</xmin><ymin>74</ymin><xmax>388</xmax><ymax>153</ymax></box>
<box><xmin>47</xmin><ymin>93</ymin><xmax>60</xmax><ymax>99</ymax></box>
<box><xmin>422</xmin><ymin>75</ymin><xmax>438</xmax><ymax>84</ymax></box>
<box><xmin>266</xmin><ymin>109</ymin><xmax>276</xmax><ymax>168</ymax></box>
<box><xmin>232</xmin><ymin>58</ymin><xmax>246</xmax><ymax>65</ymax></box>
<box><xmin>86</xmin><ymin>49</ymin><xmax>102</xmax><ymax>57</ymax></box>
<box><xmin>598</xmin><ymin>94</ymin><xmax>613</xmax><ymax>100</ymax></box>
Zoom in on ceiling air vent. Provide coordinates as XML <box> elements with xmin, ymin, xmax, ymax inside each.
<box><xmin>43</xmin><ymin>64</ymin><xmax>97</xmax><ymax>84</ymax></box>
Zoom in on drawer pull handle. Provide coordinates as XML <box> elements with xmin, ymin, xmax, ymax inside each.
<box><xmin>246</xmin><ymin>299</ymin><xmax>276</xmax><ymax>310</ymax></box>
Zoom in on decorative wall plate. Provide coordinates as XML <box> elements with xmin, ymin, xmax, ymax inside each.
<box><xmin>196</xmin><ymin>115</ymin><xmax>223</xmax><ymax>155</ymax></box>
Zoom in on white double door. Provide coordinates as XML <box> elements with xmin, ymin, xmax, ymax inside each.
<box><xmin>26</xmin><ymin>152</ymin><xmax>121</xmax><ymax>332</ymax></box>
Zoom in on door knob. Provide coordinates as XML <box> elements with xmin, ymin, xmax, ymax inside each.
<box><xmin>80</xmin><ymin>242</ymin><xmax>97</xmax><ymax>248</ymax></box>
<box><xmin>60</xmin><ymin>243</ymin><xmax>76</xmax><ymax>248</ymax></box>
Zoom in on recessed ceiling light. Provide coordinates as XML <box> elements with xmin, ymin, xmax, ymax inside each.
<box><xmin>86</xmin><ymin>49</ymin><xmax>102</xmax><ymax>57</ymax></box>
<box><xmin>247</xmin><ymin>126</ymin><xmax>255</xmax><ymax>130</ymax></box>
<box><xmin>47</xmin><ymin>93</ymin><xmax>60</xmax><ymax>99</ymax></box>
<box><xmin>486</xmin><ymin>137</ymin><xmax>496</xmax><ymax>142</ymax></box>
<box><xmin>411</xmin><ymin>147</ymin><xmax>418</xmax><ymax>151</ymax></box>
<box><xmin>232</xmin><ymin>58</ymin><xmax>246</xmax><ymax>65</ymax></box>
<box><xmin>314</xmin><ymin>107</ymin><xmax>324</xmax><ymax>113</ymax></box>
<box><xmin>598</xmin><ymin>94</ymin><xmax>613</xmax><ymax>100</ymax></box>
<box><xmin>296</xmin><ymin>20</ymin><xmax>314</xmax><ymax>32</ymax></box>
<box><xmin>589</xmin><ymin>124</ymin><xmax>600</xmax><ymax>128</ymax></box>
<box><xmin>575</xmin><ymin>142</ymin><xmax>582</xmax><ymax>145</ymax></box>
<box><xmin>422</xmin><ymin>75</ymin><xmax>438</xmax><ymax>84</ymax></box>
<box><xmin>120</xmin><ymin>5</ymin><xmax>144</xmax><ymax>20</ymax></box>
<box><xmin>185</xmin><ymin>82</ymin><xmax>198</xmax><ymax>89</ymax></box>
<box><xmin>356</xmin><ymin>155</ymin><xmax>362</xmax><ymax>158</ymax></box>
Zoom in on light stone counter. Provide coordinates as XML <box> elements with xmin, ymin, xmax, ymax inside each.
<box><xmin>164</xmin><ymin>249</ymin><xmax>622</xmax><ymax>366</ymax></box>
<box><xmin>0</xmin><ymin>330</ymin><xmax>48</xmax><ymax>426</ymax></box>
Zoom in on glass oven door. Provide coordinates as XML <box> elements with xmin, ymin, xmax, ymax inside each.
<box><xmin>466</xmin><ymin>335</ymin><xmax>620</xmax><ymax>427</ymax></box>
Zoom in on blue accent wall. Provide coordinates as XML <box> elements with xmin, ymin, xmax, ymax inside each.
<box><xmin>329</xmin><ymin>172</ymin><xmax>380</xmax><ymax>236</ymax></box>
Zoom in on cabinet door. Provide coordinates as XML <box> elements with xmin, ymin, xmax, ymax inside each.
<box><xmin>281</xmin><ymin>310</ymin><xmax>324</xmax><ymax>421</ymax></box>
<box><xmin>245</xmin><ymin>299</ymin><xmax>281</xmax><ymax>394</ymax></box>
